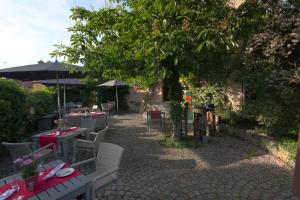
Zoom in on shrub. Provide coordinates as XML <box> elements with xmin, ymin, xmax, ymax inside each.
<box><xmin>190</xmin><ymin>84</ymin><xmax>230</xmax><ymax>114</ymax></box>
<box><xmin>27</xmin><ymin>88</ymin><xmax>55</xmax><ymax>119</ymax></box>
<box><xmin>0</xmin><ymin>79</ymin><xmax>28</xmax><ymax>142</ymax></box>
<box><xmin>25</xmin><ymin>88</ymin><xmax>55</xmax><ymax>135</ymax></box>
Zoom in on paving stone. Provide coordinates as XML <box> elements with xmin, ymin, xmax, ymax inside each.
<box><xmin>2</xmin><ymin>113</ymin><xmax>297</xmax><ymax>200</ymax></box>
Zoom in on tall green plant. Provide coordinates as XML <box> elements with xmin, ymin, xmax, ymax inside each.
<box><xmin>52</xmin><ymin>0</ymin><xmax>236</xmax><ymax>138</ymax></box>
<box><xmin>0</xmin><ymin>79</ymin><xmax>28</xmax><ymax>142</ymax></box>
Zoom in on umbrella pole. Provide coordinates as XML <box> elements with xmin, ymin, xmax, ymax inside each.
<box><xmin>64</xmin><ymin>83</ymin><xmax>66</xmax><ymax>109</ymax></box>
<box><xmin>56</xmin><ymin>73</ymin><xmax>61</xmax><ymax>118</ymax></box>
<box><xmin>116</xmin><ymin>85</ymin><xmax>119</xmax><ymax>113</ymax></box>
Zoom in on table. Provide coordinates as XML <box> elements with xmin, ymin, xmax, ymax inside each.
<box><xmin>64</xmin><ymin>112</ymin><xmax>107</xmax><ymax>131</ymax></box>
<box><xmin>0</xmin><ymin>160</ymin><xmax>91</xmax><ymax>200</ymax></box>
<box><xmin>32</xmin><ymin>128</ymin><xmax>88</xmax><ymax>161</ymax></box>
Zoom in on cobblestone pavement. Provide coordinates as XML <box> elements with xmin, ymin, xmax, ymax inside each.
<box><xmin>95</xmin><ymin>113</ymin><xmax>298</xmax><ymax>200</ymax></box>
<box><xmin>0</xmin><ymin>113</ymin><xmax>298</xmax><ymax>199</ymax></box>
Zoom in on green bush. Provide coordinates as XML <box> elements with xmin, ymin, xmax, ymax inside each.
<box><xmin>190</xmin><ymin>84</ymin><xmax>230</xmax><ymax>114</ymax></box>
<box><xmin>97</xmin><ymin>86</ymin><xmax>129</xmax><ymax>111</ymax></box>
<box><xmin>229</xmin><ymin>111</ymin><xmax>257</xmax><ymax>128</ymax></box>
<box><xmin>27</xmin><ymin>88</ymin><xmax>55</xmax><ymax>120</ymax></box>
<box><xmin>0</xmin><ymin>79</ymin><xmax>28</xmax><ymax>142</ymax></box>
<box><xmin>25</xmin><ymin>88</ymin><xmax>55</xmax><ymax>135</ymax></box>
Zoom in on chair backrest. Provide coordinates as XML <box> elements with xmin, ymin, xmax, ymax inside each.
<box><xmin>101</xmin><ymin>103</ymin><xmax>109</xmax><ymax>111</ymax></box>
<box><xmin>150</xmin><ymin>110</ymin><xmax>161</xmax><ymax>119</ymax></box>
<box><xmin>1</xmin><ymin>142</ymin><xmax>32</xmax><ymax>162</ymax></box>
<box><xmin>95</xmin><ymin>142</ymin><xmax>124</xmax><ymax>174</ymax></box>
<box><xmin>92</xmin><ymin>105</ymin><xmax>98</xmax><ymax>111</ymax></box>
<box><xmin>80</xmin><ymin>118</ymin><xmax>97</xmax><ymax>132</ymax></box>
<box><xmin>107</xmin><ymin>101</ymin><xmax>115</xmax><ymax>109</ymax></box>
<box><xmin>93</xmin><ymin>127</ymin><xmax>108</xmax><ymax>154</ymax></box>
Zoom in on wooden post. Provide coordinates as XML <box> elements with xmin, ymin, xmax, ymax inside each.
<box><xmin>293</xmin><ymin>129</ymin><xmax>300</xmax><ymax>197</ymax></box>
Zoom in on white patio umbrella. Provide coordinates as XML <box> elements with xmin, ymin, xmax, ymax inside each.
<box><xmin>97</xmin><ymin>80</ymin><xmax>128</xmax><ymax>112</ymax></box>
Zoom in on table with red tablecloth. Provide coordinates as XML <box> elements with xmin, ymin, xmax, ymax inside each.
<box><xmin>0</xmin><ymin>160</ymin><xmax>91</xmax><ymax>200</ymax></box>
<box><xmin>32</xmin><ymin>128</ymin><xmax>88</xmax><ymax>161</ymax></box>
<box><xmin>64</xmin><ymin>112</ymin><xmax>107</xmax><ymax>131</ymax></box>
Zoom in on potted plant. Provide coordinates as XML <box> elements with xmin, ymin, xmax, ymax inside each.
<box><xmin>54</xmin><ymin>119</ymin><xmax>68</xmax><ymax>130</ymax></box>
<box><xmin>14</xmin><ymin>155</ymin><xmax>39</xmax><ymax>191</ymax></box>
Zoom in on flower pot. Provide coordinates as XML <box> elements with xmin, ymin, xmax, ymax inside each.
<box><xmin>24</xmin><ymin>175</ymin><xmax>38</xmax><ymax>191</ymax></box>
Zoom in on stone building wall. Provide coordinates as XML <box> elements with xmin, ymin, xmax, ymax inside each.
<box><xmin>225</xmin><ymin>82</ymin><xmax>245</xmax><ymax>111</ymax></box>
<box><xmin>127</xmin><ymin>80</ymin><xmax>245</xmax><ymax>113</ymax></box>
<box><xmin>230</xmin><ymin>0</ymin><xmax>244</xmax><ymax>8</ymax></box>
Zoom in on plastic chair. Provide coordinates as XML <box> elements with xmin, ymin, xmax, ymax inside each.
<box><xmin>2</xmin><ymin>142</ymin><xmax>57</xmax><ymax>171</ymax></box>
<box><xmin>147</xmin><ymin>110</ymin><xmax>165</xmax><ymax>132</ymax></box>
<box><xmin>71</xmin><ymin>142</ymin><xmax>124</xmax><ymax>199</ymax></box>
<box><xmin>72</xmin><ymin>126</ymin><xmax>108</xmax><ymax>162</ymax></box>
<box><xmin>91</xmin><ymin>105</ymin><xmax>100</xmax><ymax>112</ymax></box>
<box><xmin>101</xmin><ymin>103</ymin><xmax>110</xmax><ymax>114</ymax></box>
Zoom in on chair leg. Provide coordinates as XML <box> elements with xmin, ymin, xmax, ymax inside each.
<box><xmin>93</xmin><ymin>149</ymin><xmax>96</xmax><ymax>158</ymax></box>
<box><xmin>115</xmin><ymin>179</ymin><xmax>121</xmax><ymax>200</ymax></box>
<box><xmin>160</xmin><ymin>119</ymin><xmax>163</xmax><ymax>132</ymax></box>
<box><xmin>72</xmin><ymin>144</ymin><xmax>77</xmax><ymax>163</ymax></box>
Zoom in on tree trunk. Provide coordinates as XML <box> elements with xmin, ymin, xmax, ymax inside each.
<box><xmin>166</xmin><ymin>69</ymin><xmax>183</xmax><ymax>139</ymax></box>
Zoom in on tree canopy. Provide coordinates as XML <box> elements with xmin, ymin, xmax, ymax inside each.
<box><xmin>52</xmin><ymin>0</ymin><xmax>237</xmax><ymax>137</ymax></box>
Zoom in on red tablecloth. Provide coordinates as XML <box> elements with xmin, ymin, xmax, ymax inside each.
<box><xmin>39</xmin><ymin>127</ymin><xmax>80</xmax><ymax>148</ymax></box>
<box><xmin>66</xmin><ymin>112</ymin><xmax>105</xmax><ymax>117</ymax></box>
<box><xmin>0</xmin><ymin>164</ymin><xmax>80</xmax><ymax>200</ymax></box>
<box><xmin>89</xmin><ymin>112</ymin><xmax>105</xmax><ymax>116</ymax></box>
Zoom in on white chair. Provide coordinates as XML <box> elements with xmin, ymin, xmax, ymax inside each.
<box><xmin>92</xmin><ymin>105</ymin><xmax>100</xmax><ymax>112</ymax></box>
<box><xmin>101</xmin><ymin>103</ymin><xmax>110</xmax><ymax>114</ymax></box>
<box><xmin>2</xmin><ymin>142</ymin><xmax>57</xmax><ymax>171</ymax></box>
<box><xmin>72</xmin><ymin>126</ymin><xmax>108</xmax><ymax>162</ymax></box>
<box><xmin>71</xmin><ymin>142</ymin><xmax>124</xmax><ymax>199</ymax></box>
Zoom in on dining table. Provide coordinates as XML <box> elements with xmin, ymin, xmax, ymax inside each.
<box><xmin>32</xmin><ymin>127</ymin><xmax>88</xmax><ymax>161</ymax></box>
<box><xmin>64</xmin><ymin>112</ymin><xmax>108</xmax><ymax>130</ymax></box>
<box><xmin>0</xmin><ymin>160</ymin><xmax>91</xmax><ymax>200</ymax></box>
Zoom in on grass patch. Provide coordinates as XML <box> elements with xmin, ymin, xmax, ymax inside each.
<box><xmin>245</xmin><ymin>149</ymin><xmax>260</xmax><ymax>159</ymax></box>
<box><xmin>279</xmin><ymin>138</ymin><xmax>297</xmax><ymax>161</ymax></box>
<box><xmin>160</xmin><ymin>135</ymin><xmax>203</xmax><ymax>149</ymax></box>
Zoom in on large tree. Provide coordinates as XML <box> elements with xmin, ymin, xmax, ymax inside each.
<box><xmin>52</xmin><ymin>0</ymin><xmax>236</xmax><ymax>137</ymax></box>
<box><xmin>232</xmin><ymin>0</ymin><xmax>300</xmax><ymax>135</ymax></box>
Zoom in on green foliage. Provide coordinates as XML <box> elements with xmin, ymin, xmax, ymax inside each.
<box><xmin>190</xmin><ymin>84</ymin><xmax>230</xmax><ymax>113</ymax></box>
<box><xmin>25</xmin><ymin>88</ymin><xmax>55</xmax><ymax>136</ymax></box>
<box><xmin>0</xmin><ymin>79</ymin><xmax>28</xmax><ymax>142</ymax></box>
<box><xmin>27</xmin><ymin>88</ymin><xmax>55</xmax><ymax>120</ymax></box>
<box><xmin>279</xmin><ymin>138</ymin><xmax>297</xmax><ymax>161</ymax></box>
<box><xmin>97</xmin><ymin>86</ymin><xmax>129</xmax><ymax>111</ymax></box>
<box><xmin>231</xmin><ymin>0</ymin><xmax>300</xmax><ymax>137</ymax></box>
<box><xmin>229</xmin><ymin>111</ymin><xmax>257</xmax><ymax>128</ymax></box>
<box><xmin>21</xmin><ymin>162</ymin><xmax>38</xmax><ymax>178</ymax></box>
<box><xmin>160</xmin><ymin>135</ymin><xmax>203</xmax><ymax>149</ymax></box>
<box><xmin>52</xmin><ymin>0</ymin><xmax>237</xmax><ymax>137</ymax></box>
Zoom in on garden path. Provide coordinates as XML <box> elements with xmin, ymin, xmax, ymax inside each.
<box><xmin>96</xmin><ymin>113</ymin><xmax>298</xmax><ymax>200</ymax></box>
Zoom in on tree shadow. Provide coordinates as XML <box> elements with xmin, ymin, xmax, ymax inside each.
<box><xmin>81</xmin><ymin>113</ymin><xmax>298</xmax><ymax>199</ymax></box>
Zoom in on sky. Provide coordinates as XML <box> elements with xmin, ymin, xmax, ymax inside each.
<box><xmin>0</xmin><ymin>0</ymin><xmax>108</xmax><ymax>69</ymax></box>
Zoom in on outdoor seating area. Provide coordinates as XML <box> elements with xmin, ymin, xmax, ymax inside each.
<box><xmin>0</xmin><ymin>0</ymin><xmax>300</xmax><ymax>199</ymax></box>
<box><xmin>0</xmin><ymin>110</ymin><xmax>123</xmax><ymax>200</ymax></box>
